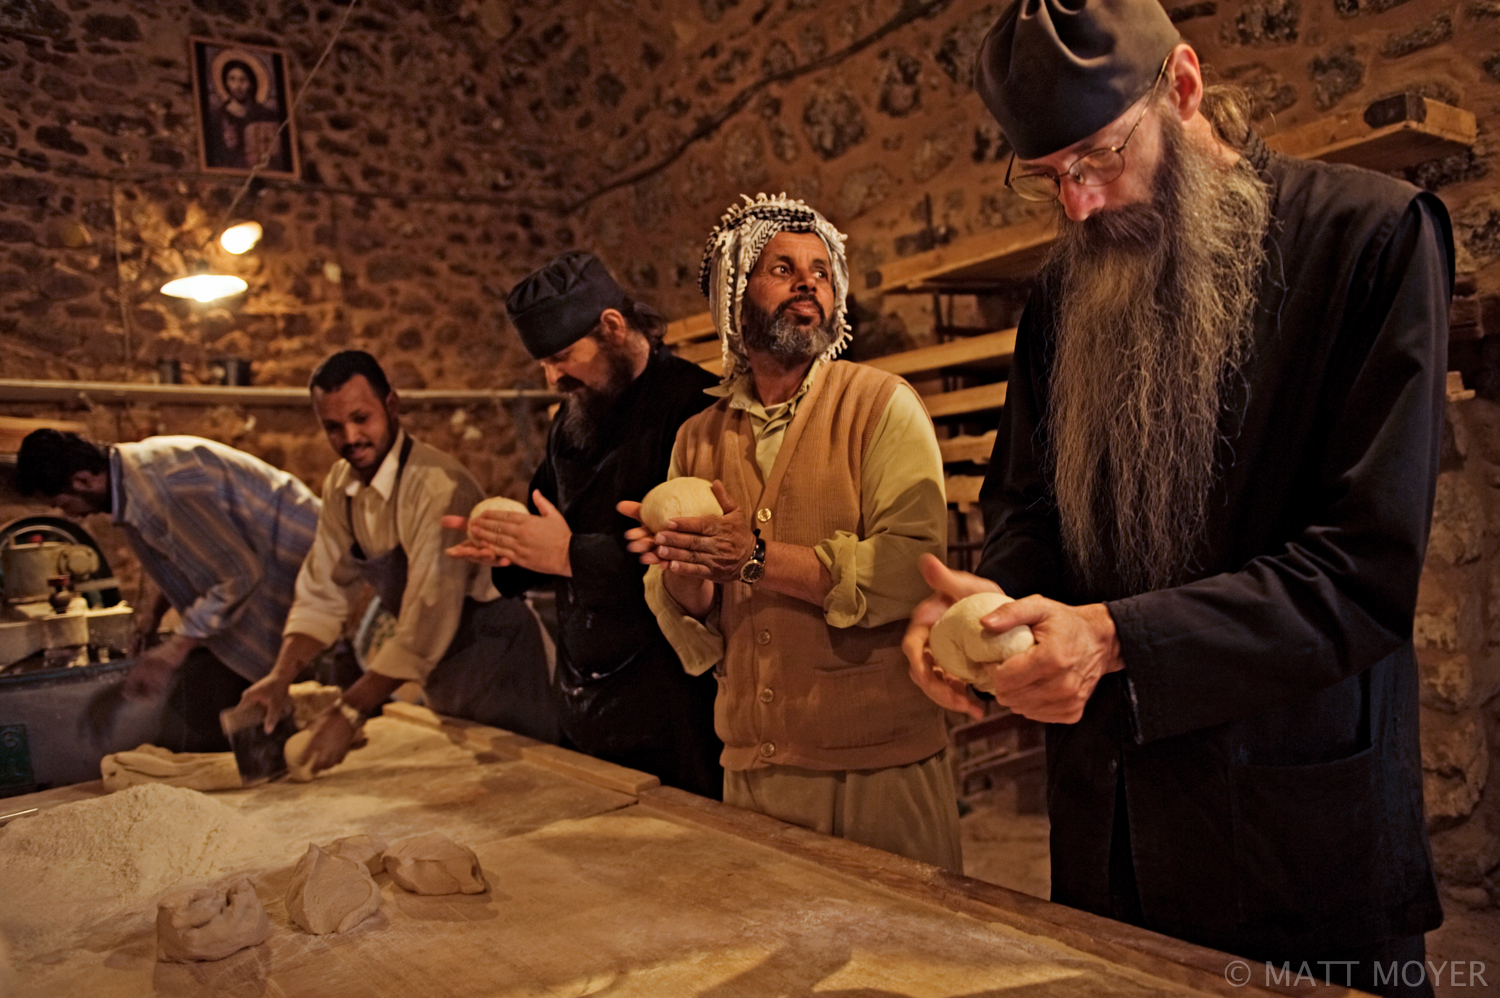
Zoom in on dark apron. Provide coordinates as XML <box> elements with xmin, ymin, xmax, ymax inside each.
<box><xmin>345</xmin><ymin>437</ymin><xmax>559</xmax><ymax>743</ymax></box>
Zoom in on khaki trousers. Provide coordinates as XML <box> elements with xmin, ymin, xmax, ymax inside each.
<box><xmin>723</xmin><ymin>749</ymin><xmax>963</xmax><ymax>873</ymax></box>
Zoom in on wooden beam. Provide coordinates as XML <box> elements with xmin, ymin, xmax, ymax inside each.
<box><xmin>0</xmin><ymin>379</ymin><xmax>559</xmax><ymax>407</ymax></box>
<box><xmin>674</xmin><ymin>338</ymin><xmax>722</xmax><ymax>364</ymax></box>
<box><xmin>0</xmin><ymin>415</ymin><xmax>87</xmax><ymax>454</ymax></box>
<box><xmin>946</xmin><ymin>474</ymin><xmax>985</xmax><ymax>506</ymax></box>
<box><xmin>940</xmin><ymin>431</ymin><xmax>997</xmax><ymax>465</ymax></box>
<box><xmin>922</xmin><ymin>381</ymin><xmax>1008</xmax><ymax>419</ymax></box>
<box><xmin>866</xmin><ymin>329</ymin><xmax>1017</xmax><ymax>379</ymax></box>
<box><xmin>1265</xmin><ymin>95</ymin><xmax>1476</xmax><ymax>173</ymax></box>
<box><xmin>664</xmin><ymin>311</ymin><xmax>716</xmax><ymax>345</ymax></box>
<box><xmin>869</xmin><ymin>216</ymin><xmax>1056</xmax><ymax>295</ymax></box>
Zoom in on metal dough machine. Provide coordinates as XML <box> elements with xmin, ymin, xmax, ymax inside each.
<box><xmin>0</xmin><ymin>516</ymin><xmax>160</xmax><ymax>797</ymax></box>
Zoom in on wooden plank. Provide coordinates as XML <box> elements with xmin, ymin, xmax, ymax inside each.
<box><xmin>866</xmin><ymin>329</ymin><xmax>1017</xmax><ymax>379</ymax></box>
<box><xmin>1265</xmin><ymin>95</ymin><xmax>1476</xmax><ymax>173</ymax></box>
<box><xmin>0</xmin><ymin>416</ymin><xmax>87</xmax><ymax>454</ymax></box>
<box><xmin>922</xmin><ymin>381</ymin><xmax>1008</xmax><ymax>419</ymax></box>
<box><xmin>961</xmin><ymin>744</ymin><xmax>1047</xmax><ymax>782</ymax></box>
<box><xmin>674</xmin><ymin>338</ymin><xmax>722</xmax><ymax>364</ymax></box>
<box><xmin>638</xmin><ymin>786</ymin><xmax>1316</xmax><ymax>998</ymax></box>
<box><xmin>946</xmin><ymin>474</ymin><xmax>985</xmax><ymax>507</ymax></box>
<box><xmin>663</xmin><ymin>310</ymin><xmax>716</xmax><ymax>345</ymax></box>
<box><xmin>1447</xmin><ymin>370</ymin><xmax>1475</xmax><ymax>403</ymax></box>
<box><xmin>940</xmin><ymin>431</ymin><xmax>997</xmax><ymax>465</ymax></box>
<box><xmin>870</xmin><ymin>216</ymin><xmax>1056</xmax><ymax>294</ymax></box>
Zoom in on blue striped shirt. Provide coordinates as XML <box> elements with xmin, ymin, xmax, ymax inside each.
<box><xmin>111</xmin><ymin>436</ymin><xmax>321</xmax><ymax>681</ymax></box>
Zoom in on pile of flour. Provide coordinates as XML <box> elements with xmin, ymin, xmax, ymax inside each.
<box><xmin>0</xmin><ymin>784</ymin><xmax>276</xmax><ymax>959</ymax></box>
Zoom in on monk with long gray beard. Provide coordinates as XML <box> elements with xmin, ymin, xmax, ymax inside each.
<box><xmin>903</xmin><ymin>1</ymin><xmax>1453</xmax><ymax>995</ymax></box>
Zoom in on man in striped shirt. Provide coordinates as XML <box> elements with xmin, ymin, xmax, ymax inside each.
<box><xmin>15</xmin><ymin>430</ymin><xmax>321</xmax><ymax>746</ymax></box>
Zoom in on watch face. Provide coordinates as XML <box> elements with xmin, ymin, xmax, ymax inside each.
<box><xmin>740</xmin><ymin>560</ymin><xmax>765</xmax><ymax>584</ymax></box>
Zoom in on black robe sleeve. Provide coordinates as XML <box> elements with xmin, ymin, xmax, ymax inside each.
<box><xmin>1111</xmin><ymin>197</ymin><xmax>1452</xmax><ymax>744</ymax></box>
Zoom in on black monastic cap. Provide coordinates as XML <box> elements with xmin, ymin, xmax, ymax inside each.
<box><xmin>975</xmin><ymin>0</ymin><xmax>1181</xmax><ymax>161</ymax></box>
<box><xmin>506</xmin><ymin>251</ymin><xmax>626</xmax><ymax>360</ymax></box>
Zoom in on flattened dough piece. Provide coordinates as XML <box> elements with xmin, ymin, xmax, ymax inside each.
<box><xmin>928</xmin><ymin>592</ymin><xmax>1035</xmax><ymax>694</ymax></box>
<box><xmin>101</xmin><ymin>744</ymin><xmax>241</xmax><ymax>793</ymax></box>
<box><xmin>284</xmin><ymin>729</ymin><xmax>317</xmax><ymax>783</ymax></box>
<box><xmin>287</xmin><ymin>681</ymin><xmax>342</xmax><ymax>730</ymax></box>
<box><xmin>639</xmin><ymin>477</ymin><xmax>722</xmax><ymax>533</ymax></box>
<box><xmin>286</xmin><ymin>844</ymin><xmax>381</xmax><ymax>935</ymax></box>
<box><xmin>156</xmin><ymin>877</ymin><xmax>270</xmax><ymax>962</ymax></box>
<box><xmin>384</xmin><ymin>832</ymin><xmax>487</xmax><ymax>895</ymax></box>
<box><xmin>468</xmin><ymin>496</ymin><xmax>528</xmax><ymax>542</ymax></box>
<box><xmin>327</xmin><ymin>833</ymin><xmax>388</xmax><ymax>875</ymax></box>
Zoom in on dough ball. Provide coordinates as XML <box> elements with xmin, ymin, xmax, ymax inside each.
<box><xmin>285</xmin><ymin>844</ymin><xmax>381</xmax><ymax>935</ymax></box>
<box><xmin>467</xmin><ymin>496</ymin><xmax>528</xmax><ymax>542</ymax></box>
<box><xmin>327</xmin><ymin>834</ymin><xmax>388</xmax><ymax>876</ymax></box>
<box><xmin>928</xmin><ymin>592</ymin><xmax>1035</xmax><ymax>694</ymax></box>
<box><xmin>639</xmin><ymin>478</ymin><xmax>722</xmax><ymax>534</ymax></box>
<box><xmin>284</xmin><ymin>729</ymin><xmax>316</xmax><ymax>783</ymax></box>
<box><xmin>383</xmin><ymin>832</ymin><xmax>487</xmax><ymax>895</ymax></box>
<box><xmin>156</xmin><ymin>877</ymin><xmax>270</xmax><ymax>963</ymax></box>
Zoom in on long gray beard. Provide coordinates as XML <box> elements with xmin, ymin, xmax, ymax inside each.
<box><xmin>1045</xmin><ymin>113</ymin><xmax>1272</xmax><ymax>596</ymax></box>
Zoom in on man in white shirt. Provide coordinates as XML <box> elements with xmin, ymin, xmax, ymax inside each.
<box><xmin>238</xmin><ymin>350</ymin><xmax>556</xmax><ymax>771</ymax></box>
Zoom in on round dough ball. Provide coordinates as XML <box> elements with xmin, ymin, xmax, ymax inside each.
<box><xmin>639</xmin><ymin>478</ymin><xmax>722</xmax><ymax>534</ymax></box>
<box><xmin>467</xmin><ymin>496</ymin><xmax>528</xmax><ymax>543</ymax></box>
<box><xmin>928</xmin><ymin>592</ymin><xmax>1035</xmax><ymax>693</ymax></box>
<box><xmin>284</xmin><ymin>729</ymin><xmax>316</xmax><ymax>783</ymax></box>
<box><xmin>285</xmin><ymin>844</ymin><xmax>381</xmax><ymax>935</ymax></box>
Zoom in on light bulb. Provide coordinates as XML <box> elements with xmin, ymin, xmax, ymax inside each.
<box><xmin>219</xmin><ymin>221</ymin><xmax>263</xmax><ymax>254</ymax></box>
<box><xmin>160</xmin><ymin>274</ymin><xmax>249</xmax><ymax>302</ymax></box>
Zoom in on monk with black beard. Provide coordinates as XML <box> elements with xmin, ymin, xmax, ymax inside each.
<box><xmin>903</xmin><ymin>1</ymin><xmax>1453</xmax><ymax>995</ymax></box>
<box><xmin>446</xmin><ymin>251</ymin><xmax>723</xmax><ymax>798</ymax></box>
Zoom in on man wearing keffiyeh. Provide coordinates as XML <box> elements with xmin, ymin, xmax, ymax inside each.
<box><xmin>621</xmin><ymin>194</ymin><xmax>961</xmax><ymax>871</ymax></box>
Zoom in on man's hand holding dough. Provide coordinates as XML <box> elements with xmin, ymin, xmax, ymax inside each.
<box><xmin>904</xmin><ymin>553</ymin><xmax>1125</xmax><ymax>724</ymax></box>
<box><xmin>443</xmin><ymin>490</ymin><xmax>573</xmax><ymax>577</ymax></box>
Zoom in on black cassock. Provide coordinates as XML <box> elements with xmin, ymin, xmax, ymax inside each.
<box><xmin>494</xmin><ymin>346</ymin><xmax>723</xmax><ymax>799</ymax></box>
<box><xmin>979</xmin><ymin>132</ymin><xmax>1452</xmax><ymax>963</ymax></box>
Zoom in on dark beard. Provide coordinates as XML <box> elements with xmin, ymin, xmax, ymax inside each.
<box><xmin>1044</xmin><ymin>111</ymin><xmax>1272</xmax><ymax>597</ymax></box>
<box><xmin>556</xmin><ymin>339</ymin><xmax>639</xmax><ymax>451</ymax></box>
<box><xmin>741</xmin><ymin>294</ymin><xmax>836</xmax><ymax>365</ymax></box>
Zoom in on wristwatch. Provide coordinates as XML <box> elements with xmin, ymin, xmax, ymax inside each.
<box><xmin>738</xmin><ymin>530</ymin><xmax>766</xmax><ymax>585</ymax></box>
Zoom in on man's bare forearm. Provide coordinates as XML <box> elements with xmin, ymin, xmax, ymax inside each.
<box><xmin>267</xmin><ymin>632</ymin><xmax>328</xmax><ymax>683</ymax></box>
<box><xmin>340</xmin><ymin>670</ymin><xmax>405</xmax><ymax>717</ymax></box>
<box><xmin>759</xmin><ymin>541</ymin><xmax>832</xmax><ymax>608</ymax></box>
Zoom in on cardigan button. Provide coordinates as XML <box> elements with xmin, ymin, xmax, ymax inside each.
<box><xmin>759</xmin><ymin>741</ymin><xmax>777</xmax><ymax>757</ymax></box>
<box><xmin>756</xmin><ymin>507</ymin><xmax>772</xmax><ymax>523</ymax></box>
<box><xmin>757</xmin><ymin>629</ymin><xmax>771</xmax><ymax>646</ymax></box>
<box><xmin>758</xmin><ymin>687</ymin><xmax>775</xmax><ymax>703</ymax></box>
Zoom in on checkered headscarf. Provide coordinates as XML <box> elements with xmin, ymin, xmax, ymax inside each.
<box><xmin>698</xmin><ymin>193</ymin><xmax>852</xmax><ymax>381</ymax></box>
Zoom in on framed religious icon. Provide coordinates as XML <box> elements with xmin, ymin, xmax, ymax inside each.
<box><xmin>190</xmin><ymin>38</ymin><xmax>299</xmax><ymax>178</ymax></box>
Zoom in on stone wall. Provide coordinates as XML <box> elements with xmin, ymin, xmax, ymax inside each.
<box><xmin>3</xmin><ymin>0</ymin><xmax>1500</xmax><ymax>904</ymax></box>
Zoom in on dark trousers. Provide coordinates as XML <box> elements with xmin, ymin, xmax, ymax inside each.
<box><xmin>157</xmin><ymin>647</ymin><xmax>250</xmax><ymax>753</ymax></box>
<box><xmin>423</xmin><ymin>597</ymin><xmax>560</xmax><ymax>745</ymax></box>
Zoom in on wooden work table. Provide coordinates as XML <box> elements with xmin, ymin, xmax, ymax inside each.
<box><xmin>3</xmin><ymin>706</ymin><xmax>1352</xmax><ymax>998</ymax></box>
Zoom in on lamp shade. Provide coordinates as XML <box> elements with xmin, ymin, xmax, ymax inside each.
<box><xmin>219</xmin><ymin>221</ymin><xmax>263</xmax><ymax>255</ymax></box>
<box><xmin>160</xmin><ymin>274</ymin><xmax>248</xmax><ymax>302</ymax></box>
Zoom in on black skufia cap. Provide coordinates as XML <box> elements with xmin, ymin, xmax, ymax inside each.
<box><xmin>975</xmin><ymin>0</ymin><xmax>1181</xmax><ymax>161</ymax></box>
<box><xmin>506</xmin><ymin>251</ymin><xmax>626</xmax><ymax>360</ymax></box>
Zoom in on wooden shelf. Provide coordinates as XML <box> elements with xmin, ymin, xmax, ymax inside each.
<box><xmin>922</xmin><ymin>381</ymin><xmax>1008</xmax><ymax>419</ymax></box>
<box><xmin>946</xmin><ymin>473</ymin><xmax>985</xmax><ymax>506</ymax></box>
<box><xmin>664</xmin><ymin>311</ymin><xmax>716</xmax><ymax>346</ymax></box>
<box><xmin>860</xmin><ymin>95</ymin><xmax>1477</xmax><ymax>295</ymax></box>
<box><xmin>940</xmin><ymin>431</ymin><xmax>997</xmax><ymax>466</ymax></box>
<box><xmin>865</xmin><ymin>329</ymin><xmax>1017</xmax><ymax>380</ymax></box>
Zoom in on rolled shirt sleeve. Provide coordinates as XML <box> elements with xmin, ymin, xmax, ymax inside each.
<box><xmin>815</xmin><ymin>383</ymin><xmax>947</xmax><ymax>628</ymax></box>
<box><xmin>643</xmin><ymin>564</ymin><xmax>724</xmax><ymax>676</ymax></box>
